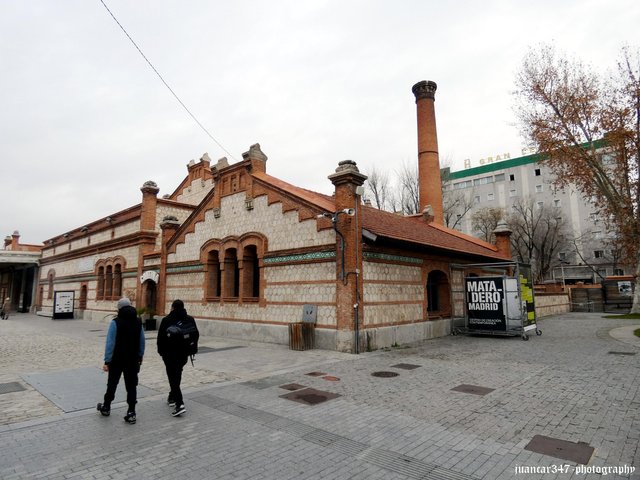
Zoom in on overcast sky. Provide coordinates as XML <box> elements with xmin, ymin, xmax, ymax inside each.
<box><xmin>2</xmin><ymin>0</ymin><xmax>638</xmax><ymax>245</ymax></box>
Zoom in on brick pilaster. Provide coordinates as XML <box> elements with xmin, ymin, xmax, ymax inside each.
<box><xmin>328</xmin><ymin>160</ymin><xmax>367</xmax><ymax>352</ymax></box>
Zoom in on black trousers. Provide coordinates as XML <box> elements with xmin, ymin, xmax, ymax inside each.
<box><xmin>103</xmin><ymin>362</ymin><xmax>139</xmax><ymax>412</ymax></box>
<box><xmin>163</xmin><ymin>355</ymin><xmax>188</xmax><ymax>405</ymax></box>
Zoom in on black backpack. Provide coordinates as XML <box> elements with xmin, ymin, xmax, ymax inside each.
<box><xmin>166</xmin><ymin>319</ymin><xmax>199</xmax><ymax>361</ymax></box>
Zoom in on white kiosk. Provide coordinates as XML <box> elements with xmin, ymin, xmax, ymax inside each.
<box><xmin>451</xmin><ymin>262</ymin><xmax>541</xmax><ymax>341</ymax></box>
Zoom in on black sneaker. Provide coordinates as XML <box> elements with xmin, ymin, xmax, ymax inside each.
<box><xmin>97</xmin><ymin>403</ymin><xmax>110</xmax><ymax>417</ymax></box>
<box><xmin>171</xmin><ymin>404</ymin><xmax>186</xmax><ymax>417</ymax></box>
<box><xmin>167</xmin><ymin>395</ymin><xmax>176</xmax><ymax>407</ymax></box>
<box><xmin>124</xmin><ymin>411</ymin><xmax>136</xmax><ymax>424</ymax></box>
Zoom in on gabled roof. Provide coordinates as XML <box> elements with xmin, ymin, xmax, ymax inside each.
<box><xmin>251</xmin><ymin>172</ymin><xmax>509</xmax><ymax>261</ymax></box>
<box><xmin>251</xmin><ymin>172</ymin><xmax>336</xmax><ymax>212</ymax></box>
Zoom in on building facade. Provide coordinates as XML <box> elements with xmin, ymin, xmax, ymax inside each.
<box><xmin>0</xmin><ymin>231</ymin><xmax>41</xmax><ymax>313</ymax></box>
<box><xmin>443</xmin><ymin>151</ymin><xmax>630</xmax><ymax>284</ymax></box>
<box><xmin>35</xmin><ymin>81</ymin><xmax>515</xmax><ymax>352</ymax></box>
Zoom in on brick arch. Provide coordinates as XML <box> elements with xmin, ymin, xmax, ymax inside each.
<box><xmin>200</xmin><ymin>233</ymin><xmax>267</xmax><ymax>305</ymax></box>
<box><xmin>426</xmin><ymin>269</ymin><xmax>451</xmax><ymax>318</ymax></box>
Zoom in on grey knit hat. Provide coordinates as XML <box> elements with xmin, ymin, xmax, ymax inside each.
<box><xmin>117</xmin><ymin>298</ymin><xmax>131</xmax><ymax>310</ymax></box>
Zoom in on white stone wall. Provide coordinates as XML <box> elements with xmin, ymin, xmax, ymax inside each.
<box><xmin>41</xmin><ymin>220</ymin><xmax>141</xmax><ymax>259</ymax></box>
<box><xmin>176</xmin><ymin>178</ymin><xmax>214</xmax><ymax>205</ymax></box>
<box><xmin>169</xmin><ymin>194</ymin><xmax>335</xmax><ymax>263</ymax></box>
<box><xmin>41</xmin><ymin>245</ymin><xmax>139</xmax><ymax>279</ymax></box>
<box><xmin>39</xmin><ymin>244</ymin><xmax>141</xmax><ymax>313</ymax></box>
<box><xmin>163</xmin><ymin>261</ymin><xmax>338</xmax><ymax>326</ymax></box>
<box><xmin>363</xmin><ymin>261</ymin><xmax>425</xmax><ymax>325</ymax></box>
<box><xmin>154</xmin><ymin>204</ymin><xmax>194</xmax><ymax>251</ymax></box>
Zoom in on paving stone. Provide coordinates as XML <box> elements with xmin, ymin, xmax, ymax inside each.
<box><xmin>0</xmin><ymin>312</ymin><xmax>639</xmax><ymax>479</ymax></box>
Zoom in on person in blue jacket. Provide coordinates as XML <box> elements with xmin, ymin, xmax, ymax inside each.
<box><xmin>97</xmin><ymin>297</ymin><xmax>145</xmax><ymax>424</ymax></box>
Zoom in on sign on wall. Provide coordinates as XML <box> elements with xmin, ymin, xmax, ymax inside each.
<box><xmin>53</xmin><ymin>291</ymin><xmax>75</xmax><ymax>320</ymax></box>
<box><xmin>465</xmin><ymin>276</ymin><xmax>506</xmax><ymax>331</ymax></box>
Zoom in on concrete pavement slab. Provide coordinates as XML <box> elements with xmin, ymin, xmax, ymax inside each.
<box><xmin>23</xmin><ymin>366</ymin><xmax>159</xmax><ymax>412</ymax></box>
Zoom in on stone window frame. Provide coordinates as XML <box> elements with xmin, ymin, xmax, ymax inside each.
<box><xmin>201</xmin><ymin>233</ymin><xmax>266</xmax><ymax>305</ymax></box>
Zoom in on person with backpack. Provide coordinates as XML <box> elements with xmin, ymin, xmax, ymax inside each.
<box><xmin>97</xmin><ymin>297</ymin><xmax>145</xmax><ymax>424</ymax></box>
<box><xmin>157</xmin><ymin>299</ymin><xmax>199</xmax><ymax>417</ymax></box>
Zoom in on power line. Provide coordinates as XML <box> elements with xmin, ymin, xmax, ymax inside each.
<box><xmin>98</xmin><ymin>0</ymin><xmax>236</xmax><ymax>160</ymax></box>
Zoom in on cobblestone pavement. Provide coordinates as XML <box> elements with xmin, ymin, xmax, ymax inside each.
<box><xmin>0</xmin><ymin>312</ymin><xmax>638</xmax><ymax>479</ymax></box>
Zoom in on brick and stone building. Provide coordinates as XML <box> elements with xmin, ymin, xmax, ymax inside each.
<box><xmin>36</xmin><ymin>81</ymin><xmax>513</xmax><ymax>352</ymax></box>
<box><xmin>0</xmin><ymin>231</ymin><xmax>41</xmax><ymax>313</ymax></box>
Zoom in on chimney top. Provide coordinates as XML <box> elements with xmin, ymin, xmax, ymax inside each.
<box><xmin>412</xmin><ymin>80</ymin><xmax>437</xmax><ymax>102</ymax></box>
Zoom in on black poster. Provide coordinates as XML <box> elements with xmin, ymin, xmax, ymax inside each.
<box><xmin>465</xmin><ymin>277</ymin><xmax>506</xmax><ymax>331</ymax></box>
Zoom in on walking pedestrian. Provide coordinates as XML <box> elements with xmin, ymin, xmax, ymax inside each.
<box><xmin>1</xmin><ymin>297</ymin><xmax>10</xmax><ymax>319</ymax></box>
<box><xmin>97</xmin><ymin>298</ymin><xmax>145</xmax><ymax>424</ymax></box>
<box><xmin>157</xmin><ymin>299</ymin><xmax>199</xmax><ymax>417</ymax></box>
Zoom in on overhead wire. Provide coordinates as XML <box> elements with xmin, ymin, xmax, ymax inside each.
<box><xmin>98</xmin><ymin>0</ymin><xmax>236</xmax><ymax>161</ymax></box>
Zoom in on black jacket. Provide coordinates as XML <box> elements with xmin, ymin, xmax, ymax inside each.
<box><xmin>157</xmin><ymin>308</ymin><xmax>198</xmax><ymax>358</ymax></box>
<box><xmin>112</xmin><ymin>305</ymin><xmax>143</xmax><ymax>365</ymax></box>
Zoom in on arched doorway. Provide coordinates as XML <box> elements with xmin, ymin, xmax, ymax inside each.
<box><xmin>427</xmin><ymin>270</ymin><xmax>451</xmax><ymax>317</ymax></box>
<box><xmin>142</xmin><ymin>280</ymin><xmax>157</xmax><ymax>314</ymax></box>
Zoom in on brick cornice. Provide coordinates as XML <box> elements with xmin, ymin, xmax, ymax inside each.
<box><xmin>39</xmin><ymin>231</ymin><xmax>158</xmax><ymax>266</ymax></box>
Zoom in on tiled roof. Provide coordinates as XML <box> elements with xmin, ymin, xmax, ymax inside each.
<box><xmin>361</xmin><ymin>207</ymin><xmax>508</xmax><ymax>260</ymax></box>
<box><xmin>252</xmin><ymin>172</ymin><xmax>509</xmax><ymax>260</ymax></box>
<box><xmin>251</xmin><ymin>172</ymin><xmax>336</xmax><ymax>212</ymax></box>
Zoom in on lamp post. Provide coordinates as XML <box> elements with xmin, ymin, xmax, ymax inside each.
<box><xmin>560</xmin><ymin>261</ymin><xmax>570</xmax><ymax>289</ymax></box>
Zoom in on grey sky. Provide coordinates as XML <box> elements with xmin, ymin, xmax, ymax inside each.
<box><xmin>2</xmin><ymin>0</ymin><xmax>638</xmax><ymax>245</ymax></box>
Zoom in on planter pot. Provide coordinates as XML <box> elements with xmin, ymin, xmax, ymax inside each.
<box><xmin>144</xmin><ymin>317</ymin><xmax>156</xmax><ymax>331</ymax></box>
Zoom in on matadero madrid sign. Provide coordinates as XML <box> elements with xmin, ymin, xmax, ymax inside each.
<box><xmin>465</xmin><ymin>277</ymin><xmax>506</xmax><ymax>332</ymax></box>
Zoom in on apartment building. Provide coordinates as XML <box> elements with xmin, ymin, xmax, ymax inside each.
<box><xmin>443</xmin><ymin>151</ymin><xmax>629</xmax><ymax>283</ymax></box>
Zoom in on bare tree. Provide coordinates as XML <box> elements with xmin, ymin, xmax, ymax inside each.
<box><xmin>507</xmin><ymin>198</ymin><xmax>571</xmax><ymax>282</ymax></box>
<box><xmin>571</xmin><ymin>230</ymin><xmax>626</xmax><ymax>281</ymax></box>
<box><xmin>397</xmin><ymin>160</ymin><xmax>420</xmax><ymax>215</ymax></box>
<box><xmin>471</xmin><ymin>207</ymin><xmax>505</xmax><ymax>243</ymax></box>
<box><xmin>441</xmin><ymin>167</ymin><xmax>476</xmax><ymax>229</ymax></box>
<box><xmin>364</xmin><ymin>165</ymin><xmax>391</xmax><ymax>210</ymax></box>
<box><xmin>514</xmin><ymin>44</ymin><xmax>640</xmax><ymax>312</ymax></box>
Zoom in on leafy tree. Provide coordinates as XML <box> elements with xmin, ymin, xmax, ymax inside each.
<box><xmin>514</xmin><ymin>45</ymin><xmax>640</xmax><ymax>312</ymax></box>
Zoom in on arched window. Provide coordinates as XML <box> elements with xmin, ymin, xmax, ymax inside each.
<box><xmin>202</xmin><ymin>235</ymin><xmax>264</xmax><ymax>304</ymax></box>
<box><xmin>206</xmin><ymin>250</ymin><xmax>221</xmax><ymax>299</ymax></box>
<box><xmin>79</xmin><ymin>285</ymin><xmax>88</xmax><ymax>309</ymax></box>
<box><xmin>113</xmin><ymin>264</ymin><xmax>122</xmax><ymax>298</ymax></box>
<box><xmin>47</xmin><ymin>272</ymin><xmax>55</xmax><ymax>299</ymax></box>
<box><xmin>97</xmin><ymin>266</ymin><xmax>105</xmax><ymax>300</ymax></box>
<box><xmin>242</xmin><ymin>245</ymin><xmax>259</xmax><ymax>299</ymax></box>
<box><xmin>427</xmin><ymin>270</ymin><xmax>451</xmax><ymax>316</ymax></box>
<box><xmin>223</xmin><ymin>248</ymin><xmax>239</xmax><ymax>299</ymax></box>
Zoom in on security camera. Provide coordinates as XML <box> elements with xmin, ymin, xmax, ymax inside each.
<box><xmin>342</xmin><ymin>208</ymin><xmax>355</xmax><ymax>216</ymax></box>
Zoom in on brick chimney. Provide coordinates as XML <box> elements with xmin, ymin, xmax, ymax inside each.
<box><xmin>493</xmin><ymin>221</ymin><xmax>513</xmax><ymax>258</ymax></box>
<box><xmin>412</xmin><ymin>80</ymin><xmax>444</xmax><ymax>225</ymax></box>
<box><xmin>140</xmin><ymin>181</ymin><xmax>160</xmax><ymax>231</ymax></box>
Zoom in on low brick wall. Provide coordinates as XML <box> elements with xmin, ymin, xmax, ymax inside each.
<box><xmin>535</xmin><ymin>293</ymin><xmax>570</xmax><ymax>318</ymax></box>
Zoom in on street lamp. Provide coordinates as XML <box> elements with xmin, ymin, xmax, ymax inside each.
<box><xmin>559</xmin><ymin>261</ymin><xmax>570</xmax><ymax>289</ymax></box>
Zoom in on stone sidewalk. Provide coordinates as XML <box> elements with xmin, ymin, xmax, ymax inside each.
<box><xmin>0</xmin><ymin>312</ymin><xmax>638</xmax><ymax>479</ymax></box>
